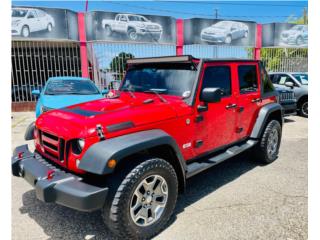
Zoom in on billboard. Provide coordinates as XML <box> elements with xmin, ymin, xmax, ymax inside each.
<box><xmin>11</xmin><ymin>6</ymin><xmax>79</xmax><ymax>40</ymax></box>
<box><xmin>85</xmin><ymin>11</ymin><xmax>176</xmax><ymax>44</ymax></box>
<box><xmin>184</xmin><ymin>18</ymin><xmax>256</xmax><ymax>46</ymax></box>
<box><xmin>262</xmin><ymin>23</ymin><xmax>308</xmax><ymax>47</ymax></box>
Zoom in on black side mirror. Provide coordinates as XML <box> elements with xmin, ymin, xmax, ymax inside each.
<box><xmin>200</xmin><ymin>88</ymin><xmax>222</xmax><ymax>103</ymax></box>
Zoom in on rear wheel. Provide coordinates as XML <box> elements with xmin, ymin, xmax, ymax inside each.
<box><xmin>105</xmin><ymin>25</ymin><xmax>113</xmax><ymax>36</ymax></box>
<box><xmin>102</xmin><ymin>158</ymin><xmax>178</xmax><ymax>239</ymax></box>
<box><xmin>254</xmin><ymin>120</ymin><xmax>282</xmax><ymax>164</ymax></box>
<box><xmin>47</xmin><ymin>23</ymin><xmax>53</xmax><ymax>32</ymax></box>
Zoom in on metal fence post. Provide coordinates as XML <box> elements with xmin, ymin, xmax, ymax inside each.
<box><xmin>176</xmin><ymin>19</ymin><xmax>184</xmax><ymax>56</ymax></box>
<box><xmin>77</xmin><ymin>12</ymin><xmax>89</xmax><ymax>78</ymax></box>
<box><xmin>254</xmin><ymin>24</ymin><xmax>262</xmax><ymax>60</ymax></box>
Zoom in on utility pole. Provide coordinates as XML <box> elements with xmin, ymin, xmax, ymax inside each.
<box><xmin>303</xmin><ymin>7</ymin><xmax>307</xmax><ymax>24</ymax></box>
<box><xmin>214</xmin><ymin>8</ymin><xmax>218</xmax><ymax>19</ymax></box>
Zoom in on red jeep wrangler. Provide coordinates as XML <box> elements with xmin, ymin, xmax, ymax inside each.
<box><xmin>12</xmin><ymin>56</ymin><xmax>283</xmax><ymax>239</ymax></box>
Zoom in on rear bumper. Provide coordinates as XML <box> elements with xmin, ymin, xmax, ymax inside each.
<box><xmin>12</xmin><ymin>145</ymin><xmax>108</xmax><ymax>212</ymax></box>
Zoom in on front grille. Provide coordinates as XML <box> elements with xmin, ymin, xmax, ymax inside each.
<box><xmin>40</xmin><ymin>131</ymin><xmax>66</xmax><ymax>163</ymax></box>
<box><xmin>279</xmin><ymin>91</ymin><xmax>295</xmax><ymax>102</ymax></box>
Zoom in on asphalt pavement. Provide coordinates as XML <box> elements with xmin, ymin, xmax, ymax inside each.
<box><xmin>11</xmin><ymin>112</ymin><xmax>307</xmax><ymax>240</ymax></box>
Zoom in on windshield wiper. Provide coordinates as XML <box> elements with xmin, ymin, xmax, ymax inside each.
<box><xmin>144</xmin><ymin>88</ymin><xmax>168</xmax><ymax>103</ymax></box>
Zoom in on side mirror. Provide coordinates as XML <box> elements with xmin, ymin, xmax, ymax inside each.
<box><xmin>101</xmin><ymin>89</ymin><xmax>109</xmax><ymax>95</ymax></box>
<box><xmin>285</xmin><ymin>82</ymin><xmax>294</xmax><ymax>88</ymax></box>
<box><xmin>32</xmin><ymin>90</ymin><xmax>40</xmax><ymax>96</ymax></box>
<box><xmin>200</xmin><ymin>88</ymin><xmax>222</xmax><ymax>103</ymax></box>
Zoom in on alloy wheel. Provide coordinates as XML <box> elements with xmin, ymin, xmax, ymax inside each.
<box><xmin>130</xmin><ymin>174</ymin><xmax>168</xmax><ymax>227</ymax></box>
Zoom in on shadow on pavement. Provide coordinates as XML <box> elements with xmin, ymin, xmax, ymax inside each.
<box><xmin>20</xmin><ymin>153</ymin><xmax>258</xmax><ymax>240</ymax></box>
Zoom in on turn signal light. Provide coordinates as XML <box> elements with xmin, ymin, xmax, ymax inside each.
<box><xmin>107</xmin><ymin>159</ymin><xmax>117</xmax><ymax>169</ymax></box>
<box><xmin>18</xmin><ymin>152</ymin><xmax>24</xmax><ymax>159</ymax></box>
<box><xmin>47</xmin><ymin>170</ymin><xmax>55</xmax><ymax>180</ymax></box>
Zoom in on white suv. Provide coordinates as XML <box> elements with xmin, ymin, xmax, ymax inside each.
<box><xmin>102</xmin><ymin>14</ymin><xmax>163</xmax><ymax>41</ymax></box>
<box><xmin>12</xmin><ymin>8</ymin><xmax>55</xmax><ymax>37</ymax></box>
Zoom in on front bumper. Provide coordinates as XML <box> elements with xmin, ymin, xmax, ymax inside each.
<box><xmin>280</xmin><ymin>102</ymin><xmax>297</xmax><ymax>116</ymax></box>
<box><xmin>12</xmin><ymin>144</ymin><xmax>108</xmax><ymax>212</ymax></box>
<box><xmin>201</xmin><ymin>33</ymin><xmax>226</xmax><ymax>43</ymax></box>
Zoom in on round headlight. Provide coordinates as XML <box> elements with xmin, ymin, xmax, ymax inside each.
<box><xmin>78</xmin><ymin>139</ymin><xmax>85</xmax><ymax>150</ymax></box>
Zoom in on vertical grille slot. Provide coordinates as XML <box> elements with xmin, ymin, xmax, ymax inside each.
<box><xmin>40</xmin><ymin>131</ymin><xmax>65</xmax><ymax>163</ymax></box>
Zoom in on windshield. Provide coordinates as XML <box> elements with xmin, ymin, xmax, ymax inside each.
<box><xmin>128</xmin><ymin>16</ymin><xmax>147</xmax><ymax>22</ymax></box>
<box><xmin>291</xmin><ymin>25</ymin><xmax>303</xmax><ymax>31</ymax></box>
<box><xmin>293</xmin><ymin>74</ymin><xmax>308</xmax><ymax>85</ymax></box>
<box><xmin>12</xmin><ymin>9</ymin><xmax>28</xmax><ymax>17</ymax></box>
<box><xmin>213</xmin><ymin>21</ymin><xmax>232</xmax><ymax>29</ymax></box>
<box><xmin>121</xmin><ymin>65</ymin><xmax>197</xmax><ymax>98</ymax></box>
<box><xmin>45</xmin><ymin>80</ymin><xmax>100</xmax><ymax>95</ymax></box>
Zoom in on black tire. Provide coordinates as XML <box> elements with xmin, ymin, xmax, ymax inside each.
<box><xmin>105</xmin><ymin>25</ymin><xmax>113</xmax><ymax>36</ymax></box>
<box><xmin>102</xmin><ymin>158</ymin><xmax>178</xmax><ymax>239</ymax></box>
<box><xmin>21</xmin><ymin>25</ymin><xmax>30</xmax><ymax>38</ymax></box>
<box><xmin>298</xmin><ymin>99</ymin><xmax>308</xmax><ymax>118</ymax></box>
<box><xmin>253</xmin><ymin>120</ymin><xmax>282</xmax><ymax>164</ymax></box>
<box><xmin>296</xmin><ymin>36</ymin><xmax>303</xmax><ymax>45</ymax></box>
<box><xmin>47</xmin><ymin>23</ymin><xmax>53</xmax><ymax>32</ymax></box>
<box><xmin>224</xmin><ymin>35</ymin><xmax>232</xmax><ymax>44</ymax></box>
<box><xmin>128</xmin><ymin>28</ymin><xmax>139</xmax><ymax>41</ymax></box>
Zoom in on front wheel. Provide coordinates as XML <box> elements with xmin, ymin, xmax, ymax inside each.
<box><xmin>299</xmin><ymin>100</ymin><xmax>308</xmax><ymax>117</ymax></box>
<box><xmin>225</xmin><ymin>35</ymin><xmax>232</xmax><ymax>44</ymax></box>
<box><xmin>128</xmin><ymin>28</ymin><xmax>139</xmax><ymax>41</ymax></box>
<box><xmin>102</xmin><ymin>158</ymin><xmax>178</xmax><ymax>239</ymax></box>
<box><xmin>253</xmin><ymin>120</ymin><xmax>282</xmax><ymax>164</ymax></box>
<box><xmin>47</xmin><ymin>23</ymin><xmax>53</xmax><ymax>32</ymax></box>
<box><xmin>21</xmin><ymin>25</ymin><xmax>30</xmax><ymax>37</ymax></box>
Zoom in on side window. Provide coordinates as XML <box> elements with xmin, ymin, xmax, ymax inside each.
<box><xmin>120</xmin><ymin>15</ymin><xmax>127</xmax><ymax>22</ymax></box>
<box><xmin>238</xmin><ymin>65</ymin><xmax>258</xmax><ymax>94</ymax></box>
<box><xmin>28</xmin><ymin>11</ymin><xmax>36</xmax><ymax>19</ymax></box>
<box><xmin>201</xmin><ymin>66</ymin><xmax>232</xmax><ymax>97</ymax></box>
<box><xmin>278</xmin><ymin>74</ymin><xmax>295</xmax><ymax>85</ymax></box>
<box><xmin>261</xmin><ymin>65</ymin><xmax>275</xmax><ymax>94</ymax></box>
<box><xmin>115</xmin><ymin>15</ymin><xmax>120</xmax><ymax>21</ymax></box>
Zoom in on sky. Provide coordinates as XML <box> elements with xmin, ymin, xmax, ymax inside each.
<box><xmin>12</xmin><ymin>1</ymin><xmax>308</xmax><ymax>24</ymax></box>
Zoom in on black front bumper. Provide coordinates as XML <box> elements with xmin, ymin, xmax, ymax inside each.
<box><xmin>12</xmin><ymin>145</ymin><xmax>108</xmax><ymax>212</ymax></box>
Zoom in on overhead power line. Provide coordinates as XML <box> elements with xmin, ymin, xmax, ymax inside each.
<box><xmin>153</xmin><ymin>1</ymin><xmax>308</xmax><ymax>8</ymax></box>
<box><xmin>108</xmin><ymin>1</ymin><xmax>294</xmax><ymax>19</ymax></box>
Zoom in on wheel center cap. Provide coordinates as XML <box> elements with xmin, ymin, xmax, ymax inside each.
<box><xmin>146</xmin><ymin>195</ymin><xmax>152</xmax><ymax>204</ymax></box>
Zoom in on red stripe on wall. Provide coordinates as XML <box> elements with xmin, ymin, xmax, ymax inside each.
<box><xmin>176</xmin><ymin>19</ymin><xmax>184</xmax><ymax>56</ymax></box>
<box><xmin>77</xmin><ymin>12</ymin><xmax>89</xmax><ymax>78</ymax></box>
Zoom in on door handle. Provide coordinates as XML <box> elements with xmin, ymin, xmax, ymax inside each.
<box><xmin>251</xmin><ymin>98</ymin><xmax>262</xmax><ymax>103</ymax></box>
<box><xmin>226</xmin><ymin>103</ymin><xmax>237</xmax><ymax>109</ymax></box>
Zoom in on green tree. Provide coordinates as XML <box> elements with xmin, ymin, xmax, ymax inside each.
<box><xmin>109</xmin><ymin>52</ymin><xmax>134</xmax><ymax>79</ymax></box>
<box><xmin>247</xmin><ymin>12</ymin><xmax>308</xmax><ymax>71</ymax></box>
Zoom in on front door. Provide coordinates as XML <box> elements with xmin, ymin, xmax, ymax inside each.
<box><xmin>193</xmin><ymin>63</ymin><xmax>238</xmax><ymax>156</ymax></box>
<box><xmin>234</xmin><ymin>63</ymin><xmax>262</xmax><ymax>140</ymax></box>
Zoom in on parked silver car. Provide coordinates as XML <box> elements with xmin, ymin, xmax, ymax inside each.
<box><xmin>200</xmin><ymin>21</ymin><xmax>249</xmax><ymax>44</ymax></box>
<box><xmin>12</xmin><ymin>7</ymin><xmax>55</xmax><ymax>37</ymax></box>
<box><xmin>280</xmin><ymin>25</ymin><xmax>308</xmax><ymax>46</ymax></box>
<box><xmin>269</xmin><ymin>72</ymin><xmax>308</xmax><ymax>117</ymax></box>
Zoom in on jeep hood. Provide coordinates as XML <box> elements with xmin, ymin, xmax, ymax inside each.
<box><xmin>36</xmin><ymin>93</ymin><xmax>188</xmax><ymax>139</ymax></box>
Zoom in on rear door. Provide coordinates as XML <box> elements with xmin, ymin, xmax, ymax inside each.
<box><xmin>193</xmin><ymin>62</ymin><xmax>238</xmax><ymax>155</ymax></box>
<box><xmin>234</xmin><ymin>62</ymin><xmax>262</xmax><ymax>140</ymax></box>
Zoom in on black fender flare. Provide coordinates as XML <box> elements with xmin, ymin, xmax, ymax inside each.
<box><xmin>24</xmin><ymin>121</ymin><xmax>35</xmax><ymax>141</ymax></box>
<box><xmin>250</xmin><ymin>103</ymin><xmax>283</xmax><ymax>139</ymax></box>
<box><xmin>79</xmin><ymin>130</ymin><xmax>187</xmax><ymax>179</ymax></box>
